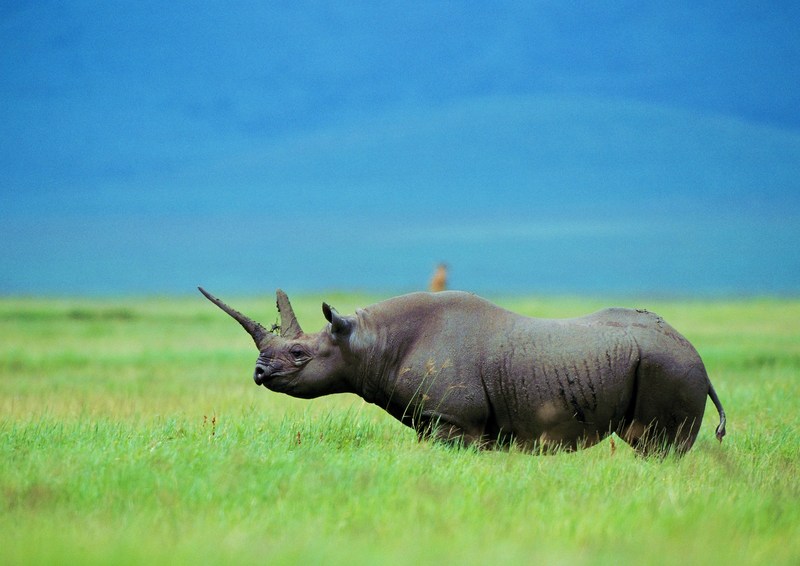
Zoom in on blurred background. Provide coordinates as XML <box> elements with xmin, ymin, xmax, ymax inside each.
<box><xmin>2</xmin><ymin>2</ymin><xmax>798</xmax><ymax>297</ymax></box>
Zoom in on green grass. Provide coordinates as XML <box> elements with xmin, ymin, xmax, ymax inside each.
<box><xmin>1</xmin><ymin>294</ymin><xmax>799</xmax><ymax>565</ymax></box>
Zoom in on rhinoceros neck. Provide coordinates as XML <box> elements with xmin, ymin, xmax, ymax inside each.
<box><xmin>347</xmin><ymin>291</ymin><xmax>498</xmax><ymax>405</ymax></box>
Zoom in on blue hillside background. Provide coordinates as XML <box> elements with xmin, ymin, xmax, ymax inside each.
<box><xmin>2</xmin><ymin>3</ymin><xmax>798</xmax><ymax>296</ymax></box>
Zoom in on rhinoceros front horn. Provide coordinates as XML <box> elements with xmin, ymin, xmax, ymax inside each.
<box><xmin>276</xmin><ymin>288</ymin><xmax>303</xmax><ymax>339</ymax></box>
<box><xmin>198</xmin><ymin>287</ymin><xmax>272</xmax><ymax>349</ymax></box>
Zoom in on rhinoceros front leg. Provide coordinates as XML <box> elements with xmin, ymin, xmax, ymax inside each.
<box><xmin>415</xmin><ymin>412</ymin><xmax>485</xmax><ymax>448</ymax></box>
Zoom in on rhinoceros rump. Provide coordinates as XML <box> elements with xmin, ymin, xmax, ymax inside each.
<box><xmin>199</xmin><ymin>287</ymin><xmax>726</xmax><ymax>456</ymax></box>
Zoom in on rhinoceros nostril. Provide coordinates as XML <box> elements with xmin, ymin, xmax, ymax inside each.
<box><xmin>254</xmin><ymin>364</ymin><xmax>267</xmax><ymax>385</ymax></box>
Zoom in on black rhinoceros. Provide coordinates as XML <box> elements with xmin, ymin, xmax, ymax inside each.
<box><xmin>200</xmin><ymin>287</ymin><xmax>726</xmax><ymax>456</ymax></box>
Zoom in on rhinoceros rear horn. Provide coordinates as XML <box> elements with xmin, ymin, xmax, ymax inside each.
<box><xmin>276</xmin><ymin>289</ymin><xmax>303</xmax><ymax>339</ymax></box>
<box><xmin>198</xmin><ymin>287</ymin><xmax>271</xmax><ymax>349</ymax></box>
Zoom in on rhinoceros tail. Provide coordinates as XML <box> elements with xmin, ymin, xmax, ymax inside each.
<box><xmin>708</xmin><ymin>381</ymin><xmax>726</xmax><ymax>442</ymax></box>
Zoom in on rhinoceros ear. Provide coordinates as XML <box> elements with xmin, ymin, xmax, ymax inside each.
<box><xmin>322</xmin><ymin>302</ymin><xmax>353</xmax><ymax>337</ymax></box>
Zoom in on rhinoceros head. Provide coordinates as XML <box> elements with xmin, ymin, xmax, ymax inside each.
<box><xmin>198</xmin><ymin>287</ymin><xmax>356</xmax><ymax>399</ymax></box>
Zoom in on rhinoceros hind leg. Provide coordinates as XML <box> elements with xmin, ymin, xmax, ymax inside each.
<box><xmin>620</xmin><ymin>359</ymin><xmax>708</xmax><ymax>457</ymax></box>
<box><xmin>621</xmin><ymin>418</ymin><xmax>699</xmax><ymax>457</ymax></box>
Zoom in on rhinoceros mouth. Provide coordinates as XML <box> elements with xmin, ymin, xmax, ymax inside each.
<box><xmin>257</xmin><ymin>375</ymin><xmax>295</xmax><ymax>394</ymax></box>
<box><xmin>254</xmin><ymin>370</ymin><xmax>266</xmax><ymax>386</ymax></box>
<box><xmin>254</xmin><ymin>362</ymin><xmax>274</xmax><ymax>385</ymax></box>
<box><xmin>253</xmin><ymin>362</ymin><xmax>294</xmax><ymax>386</ymax></box>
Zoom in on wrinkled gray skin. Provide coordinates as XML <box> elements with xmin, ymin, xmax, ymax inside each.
<box><xmin>199</xmin><ymin>287</ymin><xmax>726</xmax><ymax>456</ymax></box>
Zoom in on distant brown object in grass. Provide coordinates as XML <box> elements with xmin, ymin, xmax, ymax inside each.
<box><xmin>429</xmin><ymin>263</ymin><xmax>448</xmax><ymax>292</ymax></box>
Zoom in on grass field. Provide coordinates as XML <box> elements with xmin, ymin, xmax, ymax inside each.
<box><xmin>1</xmin><ymin>293</ymin><xmax>798</xmax><ymax>565</ymax></box>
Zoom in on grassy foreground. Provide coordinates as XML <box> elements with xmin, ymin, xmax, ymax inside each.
<box><xmin>1</xmin><ymin>293</ymin><xmax>798</xmax><ymax>565</ymax></box>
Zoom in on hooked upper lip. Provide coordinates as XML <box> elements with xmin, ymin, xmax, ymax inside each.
<box><xmin>254</xmin><ymin>362</ymin><xmax>269</xmax><ymax>385</ymax></box>
<box><xmin>254</xmin><ymin>361</ymin><xmax>289</xmax><ymax>385</ymax></box>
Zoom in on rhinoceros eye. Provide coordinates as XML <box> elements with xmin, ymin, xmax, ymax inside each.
<box><xmin>289</xmin><ymin>346</ymin><xmax>309</xmax><ymax>362</ymax></box>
